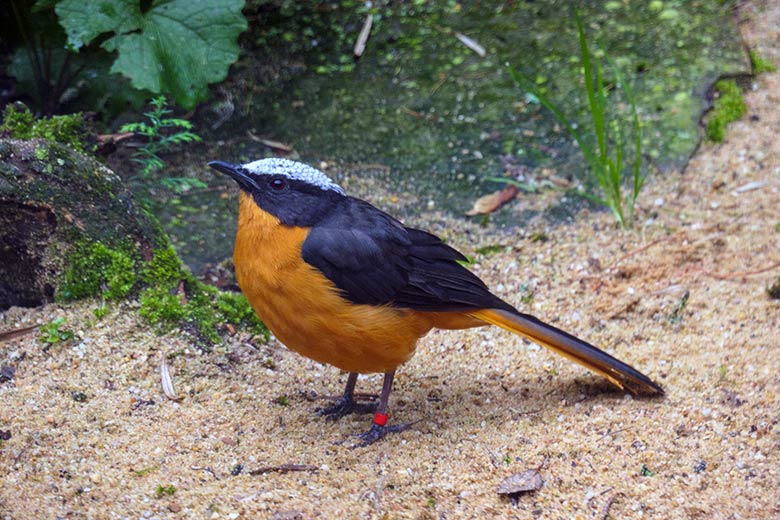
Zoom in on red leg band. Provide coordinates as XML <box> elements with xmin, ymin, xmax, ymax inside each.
<box><xmin>373</xmin><ymin>412</ymin><xmax>389</xmax><ymax>427</ymax></box>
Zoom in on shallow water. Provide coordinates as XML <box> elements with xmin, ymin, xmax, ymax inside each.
<box><xmin>164</xmin><ymin>0</ymin><xmax>749</xmax><ymax>273</ymax></box>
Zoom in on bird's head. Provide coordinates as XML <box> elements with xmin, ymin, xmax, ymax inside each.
<box><xmin>209</xmin><ymin>158</ymin><xmax>345</xmax><ymax>226</ymax></box>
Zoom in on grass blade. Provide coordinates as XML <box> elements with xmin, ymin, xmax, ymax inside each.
<box><xmin>603</xmin><ymin>53</ymin><xmax>644</xmax><ymax>190</ymax></box>
<box><xmin>509</xmin><ymin>12</ymin><xmax>646</xmax><ymax>228</ymax></box>
<box><xmin>577</xmin><ymin>15</ymin><xmax>606</xmax><ymax>163</ymax></box>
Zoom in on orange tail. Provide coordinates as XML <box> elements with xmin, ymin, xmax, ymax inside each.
<box><xmin>470</xmin><ymin>308</ymin><xmax>663</xmax><ymax>396</ymax></box>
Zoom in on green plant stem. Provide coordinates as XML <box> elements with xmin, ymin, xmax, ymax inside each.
<box><xmin>11</xmin><ymin>0</ymin><xmax>45</xmax><ymax>104</ymax></box>
<box><xmin>509</xmin><ymin>11</ymin><xmax>645</xmax><ymax>229</ymax></box>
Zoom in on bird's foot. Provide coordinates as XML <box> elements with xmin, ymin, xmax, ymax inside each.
<box><xmin>317</xmin><ymin>395</ymin><xmax>376</xmax><ymax>421</ymax></box>
<box><xmin>350</xmin><ymin>422</ymin><xmax>415</xmax><ymax>448</ymax></box>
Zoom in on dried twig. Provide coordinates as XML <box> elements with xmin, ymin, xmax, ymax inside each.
<box><xmin>0</xmin><ymin>324</ymin><xmax>39</xmax><ymax>343</ymax></box>
<box><xmin>597</xmin><ymin>427</ymin><xmax>632</xmax><ymax>443</ymax></box>
<box><xmin>13</xmin><ymin>441</ymin><xmax>30</xmax><ymax>466</ymax></box>
<box><xmin>600</xmin><ymin>492</ymin><xmax>624</xmax><ymax>520</ymax></box>
<box><xmin>606</xmin><ymin>236</ymin><xmax>677</xmax><ymax>271</ymax></box>
<box><xmin>430</xmin><ymin>73</ymin><xmax>447</xmax><ymax>95</ymax></box>
<box><xmin>191</xmin><ymin>465</ymin><xmax>220</xmax><ymax>480</ymax></box>
<box><xmin>606</xmin><ymin>297</ymin><xmax>640</xmax><ymax>320</ymax></box>
<box><xmin>401</xmin><ymin>107</ymin><xmax>426</xmax><ymax>119</ymax></box>
<box><xmin>249</xmin><ymin>464</ymin><xmax>319</xmax><ymax>476</ymax></box>
<box><xmin>397</xmin><ymin>106</ymin><xmax>439</xmax><ymax>122</ymax></box>
<box><xmin>702</xmin><ymin>261</ymin><xmax>780</xmax><ymax>280</ymax></box>
<box><xmin>96</xmin><ymin>132</ymin><xmax>135</xmax><ymax>144</ymax></box>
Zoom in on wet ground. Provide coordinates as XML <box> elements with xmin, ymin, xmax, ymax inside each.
<box><xmin>157</xmin><ymin>0</ymin><xmax>749</xmax><ymax>274</ymax></box>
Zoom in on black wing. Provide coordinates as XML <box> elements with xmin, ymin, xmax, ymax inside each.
<box><xmin>301</xmin><ymin>197</ymin><xmax>512</xmax><ymax>313</ymax></box>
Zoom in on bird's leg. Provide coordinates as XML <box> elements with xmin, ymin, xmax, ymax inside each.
<box><xmin>317</xmin><ymin>372</ymin><xmax>376</xmax><ymax>420</ymax></box>
<box><xmin>355</xmin><ymin>370</ymin><xmax>414</xmax><ymax>447</ymax></box>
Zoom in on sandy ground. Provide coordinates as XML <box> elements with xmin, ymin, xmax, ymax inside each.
<box><xmin>2</xmin><ymin>2</ymin><xmax>780</xmax><ymax>519</ymax></box>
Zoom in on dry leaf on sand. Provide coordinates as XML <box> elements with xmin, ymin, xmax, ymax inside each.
<box><xmin>465</xmin><ymin>185</ymin><xmax>519</xmax><ymax>215</ymax></box>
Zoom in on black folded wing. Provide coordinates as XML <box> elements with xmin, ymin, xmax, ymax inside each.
<box><xmin>301</xmin><ymin>197</ymin><xmax>512</xmax><ymax>313</ymax></box>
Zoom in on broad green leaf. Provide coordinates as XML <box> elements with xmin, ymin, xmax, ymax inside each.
<box><xmin>33</xmin><ymin>0</ymin><xmax>60</xmax><ymax>12</ymax></box>
<box><xmin>56</xmin><ymin>0</ymin><xmax>247</xmax><ymax>109</ymax></box>
<box><xmin>56</xmin><ymin>0</ymin><xmax>142</xmax><ymax>50</ymax></box>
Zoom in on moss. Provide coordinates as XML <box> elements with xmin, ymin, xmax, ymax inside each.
<box><xmin>706</xmin><ymin>79</ymin><xmax>746</xmax><ymax>142</ymax></box>
<box><xmin>475</xmin><ymin>244</ymin><xmax>506</xmax><ymax>256</ymax></box>
<box><xmin>140</xmin><ymin>243</ymin><xmax>187</xmax><ymax>286</ymax></box>
<box><xmin>0</xmin><ymin>102</ymin><xmax>90</xmax><ymax>153</ymax></box>
<box><xmin>750</xmin><ymin>50</ymin><xmax>776</xmax><ymax>74</ymax></box>
<box><xmin>34</xmin><ymin>144</ymin><xmax>49</xmax><ymax>161</ymax></box>
<box><xmin>154</xmin><ymin>485</ymin><xmax>177</xmax><ymax>498</ymax></box>
<box><xmin>137</xmin><ymin>245</ymin><xmax>269</xmax><ymax>345</ymax></box>
<box><xmin>187</xmin><ymin>287</ymin><xmax>223</xmax><ymax>340</ymax></box>
<box><xmin>139</xmin><ymin>287</ymin><xmax>187</xmax><ymax>323</ymax></box>
<box><xmin>139</xmin><ymin>283</ymin><xmax>267</xmax><ymax>345</ymax></box>
<box><xmin>59</xmin><ymin>240</ymin><xmax>138</xmax><ymax>301</ymax></box>
<box><xmin>132</xmin><ymin>466</ymin><xmax>159</xmax><ymax>477</ymax></box>
<box><xmin>217</xmin><ymin>291</ymin><xmax>268</xmax><ymax>337</ymax></box>
<box><xmin>57</xmin><ymin>234</ymin><xmax>267</xmax><ymax>345</ymax></box>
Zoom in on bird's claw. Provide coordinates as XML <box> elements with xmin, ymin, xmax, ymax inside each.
<box><xmin>317</xmin><ymin>396</ymin><xmax>376</xmax><ymax>421</ymax></box>
<box><xmin>349</xmin><ymin>421</ymin><xmax>416</xmax><ymax>448</ymax></box>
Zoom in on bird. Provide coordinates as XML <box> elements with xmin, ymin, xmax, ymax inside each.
<box><xmin>209</xmin><ymin>158</ymin><xmax>663</xmax><ymax>445</ymax></box>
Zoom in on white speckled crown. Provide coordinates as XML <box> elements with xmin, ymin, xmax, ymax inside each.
<box><xmin>242</xmin><ymin>158</ymin><xmax>345</xmax><ymax>195</ymax></box>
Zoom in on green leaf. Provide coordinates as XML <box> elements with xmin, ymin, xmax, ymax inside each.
<box><xmin>33</xmin><ymin>0</ymin><xmax>60</xmax><ymax>12</ymax></box>
<box><xmin>56</xmin><ymin>0</ymin><xmax>247</xmax><ymax>109</ymax></box>
<box><xmin>56</xmin><ymin>0</ymin><xmax>142</xmax><ymax>50</ymax></box>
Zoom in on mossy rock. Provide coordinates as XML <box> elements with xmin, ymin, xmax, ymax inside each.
<box><xmin>0</xmin><ymin>137</ymin><xmax>165</xmax><ymax>308</ymax></box>
<box><xmin>705</xmin><ymin>79</ymin><xmax>746</xmax><ymax>142</ymax></box>
<box><xmin>0</xmin><ymin>136</ymin><xmax>267</xmax><ymax>344</ymax></box>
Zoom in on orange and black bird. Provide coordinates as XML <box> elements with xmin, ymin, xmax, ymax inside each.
<box><xmin>209</xmin><ymin>158</ymin><xmax>663</xmax><ymax>445</ymax></box>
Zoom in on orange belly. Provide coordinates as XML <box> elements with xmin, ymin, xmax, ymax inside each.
<box><xmin>233</xmin><ymin>193</ymin><xmax>481</xmax><ymax>373</ymax></box>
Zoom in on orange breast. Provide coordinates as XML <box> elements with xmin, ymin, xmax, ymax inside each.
<box><xmin>233</xmin><ymin>193</ymin><xmax>443</xmax><ymax>373</ymax></box>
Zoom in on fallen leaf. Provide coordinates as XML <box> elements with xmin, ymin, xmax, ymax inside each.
<box><xmin>247</xmin><ymin>130</ymin><xmax>294</xmax><ymax>152</ymax></box>
<box><xmin>497</xmin><ymin>469</ymin><xmax>544</xmax><ymax>496</ymax></box>
<box><xmin>466</xmin><ymin>185</ymin><xmax>519</xmax><ymax>215</ymax></box>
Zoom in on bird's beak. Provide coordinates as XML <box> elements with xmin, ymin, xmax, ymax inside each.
<box><xmin>208</xmin><ymin>161</ymin><xmax>258</xmax><ymax>191</ymax></box>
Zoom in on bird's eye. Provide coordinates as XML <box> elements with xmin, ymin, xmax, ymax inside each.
<box><xmin>269</xmin><ymin>177</ymin><xmax>287</xmax><ymax>191</ymax></box>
